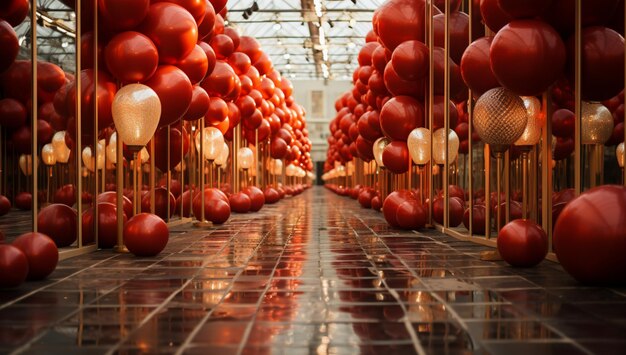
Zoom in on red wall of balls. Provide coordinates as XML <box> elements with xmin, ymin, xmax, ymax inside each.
<box><xmin>323</xmin><ymin>0</ymin><xmax>626</xmax><ymax>285</ymax></box>
<box><xmin>0</xmin><ymin>0</ymin><xmax>314</xmax><ymax>289</ymax></box>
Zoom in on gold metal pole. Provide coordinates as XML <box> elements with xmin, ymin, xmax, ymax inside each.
<box><xmin>75</xmin><ymin>0</ymin><xmax>82</xmax><ymax>246</ymax></box>
<box><xmin>443</xmin><ymin>0</ymin><xmax>450</xmax><ymax>228</ymax></box>
<box><xmin>150</xmin><ymin>138</ymin><xmax>155</xmax><ymax>214</ymax></box>
<box><xmin>166</xmin><ymin>125</ymin><xmax>171</xmax><ymax>221</ymax></box>
<box><xmin>428</xmin><ymin>0</ymin><xmax>434</xmax><ymax>224</ymax></box>
<box><xmin>93</xmin><ymin>3</ymin><xmax>99</xmax><ymax>247</ymax></box>
<box><xmin>115</xmin><ymin>123</ymin><xmax>126</xmax><ymax>253</ymax></box>
<box><xmin>574</xmin><ymin>0</ymin><xmax>582</xmax><ymax>195</ymax></box>
<box><xmin>30</xmin><ymin>0</ymin><xmax>38</xmax><ymax>232</ymax></box>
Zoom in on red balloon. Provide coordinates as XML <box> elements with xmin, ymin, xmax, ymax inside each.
<box><xmin>498</xmin><ymin>219</ymin><xmax>548</xmax><ymax>267</ymax></box>
<box><xmin>98</xmin><ymin>0</ymin><xmax>150</xmax><ymax>31</ymax></box>
<box><xmin>358</xmin><ymin>42</ymin><xmax>380</xmax><ymax>67</ymax></box>
<box><xmin>197</xmin><ymin>41</ymin><xmax>217</xmax><ymax>76</ymax></box>
<box><xmin>554</xmin><ymin>185</ymin><xmax>626</xmax><ymax>284</ymax></box>
<box><xmin>0</xmin><ymin>195</ymin><xmax>10</xmax><ymax>216</ymax></box>
<box><xmin>0</xmin><ymin>245</ymin><xmax>28</xmax><ymax>288</ymax></box>
<box><xmin>463</xmin><ymin>204</ymin><xmax>487</xmax><ymax>235</ymax></box>
<box><xmin>432</xmin><ymin>96</ymin><xmax>459</xmax><ymax>131</ymax></box>
<box><xmin>237</xmin><ymin>36</ymin><xmax>262</xmax><ymax>63</ymax></box>
<box><xmin>460</xmin><ymin>36</ymin><xmax>500</xmax><ymax>97</ymax></box>
<box><xmin>210</xmin><ymin>34</ymin><xmax>235</xmax><ymax>59</ymax></box>
<box><xmin>390</xmin><ymin>40</ymin><xmax>429</xmax><ymax>82</ymax></box>
<box><xmin>141</xmin><ymin>3</ymin><xmax>198</xmax><ymax>64</ymax></box>
<box><xmin>0</xmin><ymin>20</ymin><xmax>18</xmax><ymax>73</ymax></box>
<box><xmin>372</xmin><ymin>46</ymin><xmax>389</xmax><ymax>73</ymax></box>
<box><xmin>480</xmin><ymin>0</ymin><xmax>513</xmax><ymax>32</ymax></box>
<box><xmin>153</xmin><ymin>0</ymin><xmax>208</xmax><ymax>23</ymax></box>
<box><xmin>380</xmin><ymin>96</ymin><xmax>424</xmax><ymax>141</ymax></box>
<box><xmin>252</xmin><ymin>52</ymin><xmax>273</xmax><ymax>76</ymax></box>
<box><xmin>0</xmin><ymin>98</ymin><xmax>26</xmax><ymax>129</ymax></box>
<box><xmin>263</xmin><ymin>187</ymin><xmax>280</xmax><ymax>204</ymax></box>
<box><xmin>396</xmin><ymin>200</ymin><xmax>427</xmax><ymax>230</ymax></box>
<box><xmin>15</xmin><ymin>192</ymin><xmax>31</xmax><ymax>210</ymax></box>
<box><xmin>37</xmin><ymin>204</ymin><xmax>77</xmax><ymax>248</ymax></box>
<box><xmin>382</xmin><ymin>190</ymin><xmax>413</xmax><ymax>227</ymax></box>
<box><xmin>242</xmin><ymin>186</ymin><xmax>265</xmax><ymax>212</ymax></box>
<box><xmin>497</xmin><ymin>0</ymin><xmax>550</xmax><ymax>19</ymax></box>
<box><xmin>124</xmin><ymin>213</ymin><xmax>169</xmax><ymax>257</ymax></box>
<box><xmin>382</xmin><ymin>141</ymin><xmax>410</xmax><ymax>174</ymax></box>
<box><xmin>490</xmin><ymin>20</ymin><xmax>566</xmax><ymax>96</ymax></box>
<box><xmin>270</xmin><ymin>137</ymin><xmax>288</xmax><ymax>159</ymax></box>
<box><xmin>228</xmin><ymin>52</ymin><xmax>252</xmax><ymax>76</ymax></box>
<box><xmin>53</xmin><ymin>184</ymin><xmax>77</xmax><ymax>207</ymax></box>
<box><xmin>141</xmin><ymin>187</ymin><xmax>176</xmax><ymax>219</ymax></box>
<box><xmin>208</xmin><ymin>0</ymin><xmax>227</xmax><ymax>14</ymax></box>
<box><xmin>197</xmin><ymin>1</ymin><xmax>216</xmax><ymax>40</ymax></box>
<box><xmin>383</xmin><ymin>62</ymin><xmax>424</xmax><ymax>99</ymax></box>
<box><xmin>433</xmin><ymin>197</ymin><xmax>465</xmax><ymax>227</ymax></box>
<box><xmin>177</xmin><ymin>44</ymin><xmax>208</xmax><ymax>85</ymax></box>
<box><xmin>229</xmin><ymin>192</ymin><xmax>251</xmax><ymax>213</ymax></box>
<box><xmin>433</xmin><ymin>12</ymin><xmax>470</xmax><ymax>63</ymax></box>
<box><xmin>375</xmin><ymin>0</ymin><xmax>433</xmax><ymax>50</ymax></box>
<box><xmin>176</xmin><ymin>189</ymin><xmax>195</xmax><ymax>217</ymax></box>
<box><xmin>153</xmin><ymin>126</ymin><xmax>189</xmax><ymax>172</ymax></box>
<box><xmin>185</xmin><ymin>85</ymin><xmax>210</xmax><ymax>120</ymax></box>
<box><xmin>67</xmin><ymin>69</ymin><xmax>117</xmax><ymax>132</ymax></box>
<box><xmin>371</xmin><ymin>195</ymin><xmax>382</xmax><ymax>211</ymax></box>
<box><xmin>12</xmin><ymin>232</ymin><xmax>58</xmax><ymax>280</ymax></box>
<box><xmin>201</xmin><ymin>61</ymin><xmax>238</xmax><ymax>99</ymax></box>
<box><xmin>552</xmin><ymin>108</ymin><xmax>575</xmax><ymax>138</ymax></box>
<box><xmin>145</xmin><ymin>65</ymin><xmax>193</xmax><ymax>127</ymax></box>
<box><xmin>553</xmin><ymin>137</ymin><xmax>574</xmax><ymax>160</ymax></box>
<box><xmin>97</xmin><ymin>191</ymin><xmax>133</xmax><ymax>219</ymax></box>
<box><xmin>82</xmin><ymin>202</ymin><xmax>127</xmax><ymax>248</ymax></box>
<box><xmin>206</xmin><ymin>97</ymin><xmax>229</xmax><ymax>124</ymax></box>
<box><xmin>0</xmin><ymin>0</ymin><xmax>29</xmax><ymax>27</ymax></box>
<box><xmin>567</xmin><ymin>26</ymin><xmax>625</xmax><ymax>102</ymax></box>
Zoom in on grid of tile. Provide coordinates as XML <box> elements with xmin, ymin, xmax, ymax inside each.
<box><xmin>0</xmin><ymin>187</ymin><xmax>625</xmax><ymax>354</ymax></box>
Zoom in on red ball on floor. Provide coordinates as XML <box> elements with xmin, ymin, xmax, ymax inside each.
<box><xmin>82</xmin><ymin>202</ymin><xmax>127</xmax><ymax>248</ymax></box>
<box><xmin>12</xmin><ymin>232</ymin><xmax>58</xmax><ymax>280</ymax></box>
<box><xmin>37</xmin><ymin>204</ymin><xmax>77</xmax><ymax>248</ymax></box>
<box><xmin>242</xmin><ymin>186</ymin><xmax>265</xmax><ymax>212</ymax></box>
<box><xmin>0</xmin><ymin>244</ymin><xmax>29</xmax><ymax>288</ymax></box>
<box><xmin>497</xmin><ymin>219</ymin><xmax>548</xmax><ymax>267</ymax></box>
<box><xmin>124</xmin><ymin>213</ymin><xmax>169</xmax><ymax>257</ymax></box>
<box><xmin>229</xmin><ymin>192</ymin><xmax>251</xmax><ymax>213</ymax></box>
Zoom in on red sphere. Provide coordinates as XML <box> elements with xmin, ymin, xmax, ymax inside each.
<box><xmin>433</xmin><ymin>197</ymin><xmax>464</xmax><ymax>227</ymax></box>
<box><xmin>371</xmin><ymin>195</ymin><xmax>382</xmax><ymax>211</ymax></box>
<box><xmin>380</xmin><ymin>96</ymin><xmax>425</xmax><ymax>141</ymax></box>
<box><xmin>0</xmin><ymin>195</ymin><xmax>10</xmax><ymax>217</ymax></box>
<box><xmin>242</xmin><ymin>186</ymin><xmax>265</xmax><ymax>212</ymax></box>
<box><xmin>229</xmin><ymin>192</ymin><xmax>251</xmax><ymax>213</ymax></box>
<box><xmin>270</xmin><ymin>137</ymin><xmax>288</xmax><ymax>159</ymax></box>
<box><xmin>0</xmin><ymin>20</ymin><xmax>18</xmax><ymax>73</ymax></box>
<box><xmin>463</xmin><ymin>204</ymin><xmax>487</xmax><ymax>235</ymax></box>
<box><xmin>396</xmin><ymin>199</ymin><xmax>427</xmax><ymax>230</ymax></box>
<box><xmin>382</xmin><ymin>141</ymin><xmax>410</xmax><ymax>174</ymax></box>
<box><xmin>37</xmin><ymin>204</ymin><xmax>77</xmax><ymax>248</ymax></box>
<box><xmin>141</xmin><ymin>187</ymin><xmax>176</xmax><ymax>219</ymax></box>
<box><xmin>97</xmin><ymin>191</ymin><xmax>133</xmax><ymax>219</ymax></box>
<box><xmin>0</xmin><ymin>245</ymin><xmax>29</xmax><ymax>288</ymax></box>
<box><xmin>176</xmin><ymin>189</ymin><xmax>195</xmax><ymax>217</ymax></box>
<box><xmin>263</xmin><ymin>187</ymin><xmax>280</xmax><ymax>204</ymax></box>
<box><xmin>552</xmin><ymin>108</ymin><xmax>575</xmax><ymax>138</ymax></box>
<box><xmin>498</xmin><ymin>219</ymin><xmax>548</xmax><ymax>267</ymax></box>
<box><xmin>433</xmin><ymin>12</ymin><xmax>470</xmax><ymax>63</ymax></box>
<box><xmin>0</xmin><ymin>98</ymin><xmax>26</xmax><ymax>129</ymax></box>
<box><xmin>553</xmin><ymin>137</ymin><xmax>574</xmax><ymax>160</ymax></box>
<box><xmin>185</xmin><ymin>85</ymin><xmax>210</xmax><ymax>120</ymax></box>
<box><xmin>12</xmin><ymin>232</ymin><xmax>58</xmax><ymax>280</ymax></box>
<box><xmin>140</xmin><ymin>2</ymin><xmax>198</xmax><ymax>64</ymax></box>
<box><xmin>497</xmin><ymin>0</ymin><xmax>550</xmax><ymax>19</ymax></box>
<box><xmin>145</xmin><ymin>65</ymin><xmax>193</xmax><ymax>127</ymax></box>
<box><xmin>82</xmin><ymin>202</ymin><xmax>127</xmax><ymax>248</ymax></box>
<box><xmin>105</xmin><ymin>31</ymin><xmax>159</xmax><ymax>83</ymax></box>
<box><xmin>490</xmin><ymin>20</ymin><xmax>566</xmax><ymax>96</ymax></box>
<box><xmin>390</xmin><ymin>40</ymin><xmax>429</xmax><ymax>81</ymax></box>
<box><xmin>382</xmin><ymin>191</ymin><xmax>413</xmax><ymax>227</ymax></box>
<box><xmin>15</xmin><ymin>192</ymin><xmax>32</xmax><ymax>211</ymax></box>
<box><xmin>201</xmin><ymin>60</ymin><xmax>238</xmax><ymax>99</ymax></box>
<box><xmin>0</xmin><ymin>0</ymin><xmax>29</xmax><ymax>27</ymax></box>
<box><xmin>375</xmin><ymin>0</ymin><xmax>432</xmax><ymax>50</ymax></box>
<box><xmin>480</xmin><ymin>0</ymin><xmax>513</xmax><ymax>33</ymax></box>
<box><xmin>554</xmin><ymin>185</ymin><xmax>626</xmax><ymax>284</ymax></box>
<box><xmin>177</xmin><ymin>44</ymin><xmax>209</xmax><ymax>85</ymax></box>
<box><xmin>124</xmin><ymin>213</ymin><xmax>169</xmax><ymax>257</ymax></box>
<box><xmin>98</xmin><ymin>0</ymin><xmax>149</xmax><ymax>31</ymax></box>
<box><xmin>461</xmin><ymin>36</ymin><xmax>500</xmax><ymax>97</ymax></box>
<box><xmin>567</xmin><ymin>26</ymin><xmax>625</xmax><ymax>102</ymax></box>
<box><xmin>192</xmin><ymin>188</ymin><xmax>230</xmax><ymax>222</ymax></box>
<box><xmin>153</xmin><ymin>0</ymin><xmax>208</xmax><ymax>23</ymax></box>
<box><xmin>358</xmin><ymin>188</ymin><xmax>374</xmax><ymax>208</ymax></box>
<box><xmin>210</xmin><ymin>34</ymin><xmax>235</xmax><ymax>60</ymax></box>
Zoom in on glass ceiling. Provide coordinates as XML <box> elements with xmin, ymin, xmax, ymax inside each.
<box><xmin>18</xmin><ymin>0</ymin><xmax>381</xmax><ymax>80</ymax></box>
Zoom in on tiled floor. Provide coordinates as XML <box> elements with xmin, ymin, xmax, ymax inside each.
<box><xmin>1</xmin><ymin>187</ymin><xmax>626</xmax><ymax>354</ymax></box>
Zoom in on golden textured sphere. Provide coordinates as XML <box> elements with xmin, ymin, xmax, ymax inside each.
<box><xmin>581</xmin><ymin>102</ymin><xmax>614</xmax><ymax>145</ymax></box>
<box><xmin>474</xmin><ymin>87</ymin><xmax>528</xmax><ymax>152</ymax></box>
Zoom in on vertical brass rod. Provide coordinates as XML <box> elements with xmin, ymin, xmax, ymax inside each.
<box><xmin>30</xmin><ymin>0</ymin><xmax>38</xmax><ymax>232</ymax></box>
<box><xmin>484</xmin><ymin>144</ymin><xmax>491</xmax><ymax>239</ymax></box>
<box><xmin>115</xmin><ymin>132</ymin><xmax>124</xmax><ymax>252</ymax></box>
<box><xmin>75</xmin><ymin>0</ymin><xmax>82</xmax><ymax>246</ymax></box>
<box><xmin>150</xmin><ymin>139</ymin><xmax>155</xmax><ymax>214</ymax></box>
<box><xmin>427</xmin><ymin>0</ymin><xmax>435</xmax><ymax>224</ymax></box>
<box><xmin>504</xmin><ymin>151</ymin><xmax>510</xmax><ymax>224</ymax></box>
<box><xmin>166</xmin><ymin>125</ymin><xmax>171</xmax><ymax>222</ymax></box>
<box><xmin>443</xmin><ymin>0</ymin><xmax>450</xmax><ymax>229</ymax></box>
<box><xmin>574</xmin><ymin>0</ymin><xmax>582</xmax><ymax>195</ymax></box>
<box><xmin>199</xmin><ymin>119</ymin><xmax>205</xmax><ymax>221</ymax></box>
<box><xmin>93</xmin><ymin>2</ymin><xmax>99</xmax><ymax>247</ymax></box>
<box><xmin>522</xmin><ymin>152</ymin><xmax>528</xmax><ymax>219</ymax></box>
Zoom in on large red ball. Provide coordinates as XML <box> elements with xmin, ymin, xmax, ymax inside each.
<box><xmin>242</xmin><ymin>186</ymin><xmax>265</xmax><ymax>212</ymax></box>
<box><xmin>82</xmin><ymin>202</ymin><xmax>126</xmax><ymax>248</ymax></box>
<box><xmin>567</xmin><ymin>26</ymin><xmax>625</xmax><ymax>102</ymax></box>
<box><xmin>0</xmin><ymin>245</ymin><xmax>29</xmax><ymax>288</ymax></box>
<box><xmin>396</xmin><ymin>199</ymin><xmax>427</xmax><ymax>230</ymax></box>
<box><xmin>380</xmin><ymin>96</ymin><xmax>424</xmax><ymax>141</ymax></box>
<box><xmin>382</xmin><ymin>141</ymin><xmax>410</xmax><ymax>174</ymax></box>
<box><xmin>554</xmin><ymin>185</ymin><xmax>626</xmax><ymax>284</ymax></box>
<box><xmin>460</xmin><ymin>36</ymin><xmax>500</xmax><ymax>97</ymax></box>
<box><xmin>185</xmin><ymin>85</ymin><xmax>210</xmax><ymax>120</ymax></box>
<box><xmin>140</xmin><ymin>2</ymin><xmax>198</xmax><ymax>64</ymax></box>
<box><xmin>98</xmin><ymin>0</ymin><xmax>150</xmax><ymax>31</ymax></box>
<box><xmin>141</xmin><ymin>187</ymin><xmax>176</xmax><ymax>220</ymax></box>
<box><xmin>552</xmin><ymin>108</ymin><xmax>575</xmax><ymax>138</ymax></box>
<box><xmin>480</xmin><ymin>0</ymin><xmax>513</xmax><ymax>33</ymax></box>
<box><xmin>263</xmin><ymin>187</ymin><xmax>280</xmax><ymax>204</ymax></box>
<box><xmin>375</xmin><ymin>0</ymin><xmax>433</xmax><ymax>50</ymax></box>
<box><xmin>145</xmin><ymin>65</ymin><xmax>193</xmax><ymax>127</ymax></box>
<box><xmin>0</xmin><ymin>98</ymin><xmax>26</xmax><ymax>129</ymax></box>
<box><xmin>201</xmin><ymin>60</ymin><xmax>238</xmax><ymax>99</ymax></box>
<box><xmin>0</xmin><ymin>195</ymin><xmax>10</xmax><ymax>217</ymax></box>
<box><xmin>105</xmin><ymin>31</ymin><xmax>159</xmax><ymax>83</ymax></box>
<box><xmin>124</xmin><ymin>213</ymin><xmax>169</xmax><ymax>257</ymax></box>
<box><xmin>0</xmin><ymin>20</ymin><xmax>18</xmax><ymax>73</ymax></box>
<box><xmin>463</xmin><ymin>205</ymin><xmax>487</xmax><ymax>235</ymax></box>
<box><xmin>433</xmin><ymin>197</ymin><xmax>465</xmax><ymax>227</ymax></box>
<box><xmin>0</xmin><ymin>0</ymin><xmax>29</xmax><ymax>27</ymax></box>
<box><xmin>176</xmin><ymin>189</ymin><xmax>195</xmax><ymax>217</ymax></box>
<box><xmin>433</xmin><ymin>12</ymin><xmax>470</xmax><ymax>64</ymax></box>
<box><xmin>37</xmin><ymin>204</ymin><xmax>77</xmax><ymax>248</ymax></box>
<box><xmin>229</xmin><ymin>192</ymin><xmax>251</xmax><ymax>213</ymax></box>
<box><xmin>498</xmin><ymin>219</ymin><xmax>548</xmax><ymax>267</ymax></box>
<box><xmin>490</xmin><ymin>20</ymin><xmax>566</xmax><ymax>96</ymax></box>
<box><xmin>390</xmin><ymin>40</ymin><xmax>429</xmax><ymax>81</ymax></box>
<box><xmin>15</xmin><ymin>192</ymin><xmax>32</xmax><ymax>211</ymax></box>
<box><xmin>12</xmin><ymin>232</ymin><xmax>58</xmax><ymax>280</ymax></box>
<box><xmin>497</xmin><ymin>0</ymin><xmax>550</xmax><ymax>19</ymax></box>
<box><xmin>382</xmin><ymin>191</ymin><xmax>412</xmax><ymax>227</ymax></box>
<box><xmin>97</xmin><ymin>191</ymin><xmax>133</xmax><ymax>219</ymax></box>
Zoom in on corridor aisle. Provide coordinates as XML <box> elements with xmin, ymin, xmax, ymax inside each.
<box><xmin>1</xmin><ymin>187</ymin><xmax>625</xmax><ymax>354</ymax></box>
